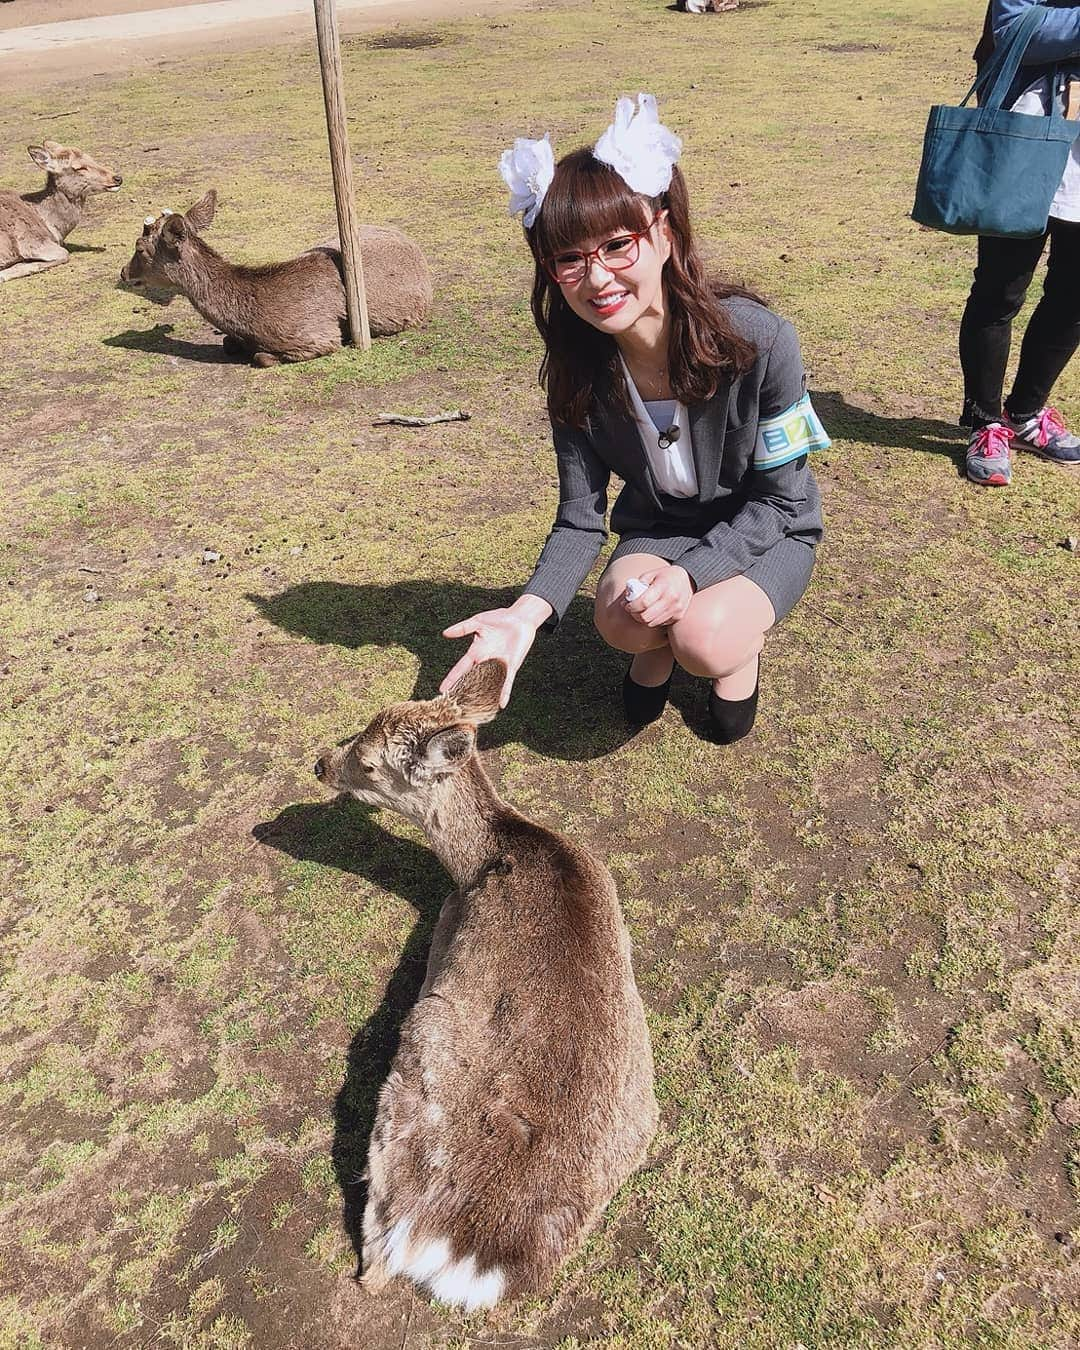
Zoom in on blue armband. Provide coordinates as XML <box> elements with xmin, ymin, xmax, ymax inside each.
<box><xmin>754</xmin><ymin>393</ymin><xmax>831</xmax><ymax>470</ymax></box>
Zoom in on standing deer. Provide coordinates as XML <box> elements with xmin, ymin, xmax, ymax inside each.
<box><xmin>119</xmin><ymin>190</ymin><xmax>432</xmax><ymax>365</ymax></box>
<box><xmin>0</xmin><ymin>141</ymin><xmax>122</xmax><ymax>283</ymax></box>
<box><xmin>312</xmin><ymin>660</ymin><xmax>658</xmax><ymax>1310</ymax></box>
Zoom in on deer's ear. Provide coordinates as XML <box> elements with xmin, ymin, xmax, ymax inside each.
<box><xmin>185</xmin><ymin>189</ymin><xmax>217</xmax><ymax>232</ymax></box>
<box><xmin>27</xmin><ymin>145</ymin><xmax>56</xmax><ymax>171</ymax></box>
<box><xmin>413</xmin><ymin>724</ymin><xmax>475</xmax><ymax>779</ymax></box>
<box><xmin>162</xmin><ymin>214</ymin><xmax>188</xmax><ymax>245</ymax></box>
<box><xmin>448</xmin><ymin>660</ymin><xmax>505</xmax><ymax>725</ymax></box>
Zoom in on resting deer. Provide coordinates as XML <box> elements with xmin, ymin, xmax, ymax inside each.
<box><xmin>119</xmin><ymin>190</ymin><xmax>432</xmax><ymax>365</ymax></box>
<box><xmin>313</xmin><ymin>660</ymin><xmax>658</xmax><ymax>1310</ymax></box>
<box><xmin>0</xmin><ymin>140</ymin><xmax>122</xmax><ymax>283</ymax></box>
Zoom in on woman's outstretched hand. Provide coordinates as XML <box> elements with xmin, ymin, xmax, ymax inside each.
<box><xmin>440</xmin><ymin>595</ymin><xmax>554</xmax><ymax>707</ymax></box>
<box><xmin>625</xmin><ymin>564</ymin><xmax>694</xmax><ymax>628</ymax></box>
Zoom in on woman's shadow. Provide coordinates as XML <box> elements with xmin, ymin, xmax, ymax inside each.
<box><xmin>249</xmin><ymin>580</ymin><xmax>636</xmax><ymax>760</ymax></box>
<box><xmin>253</xmin><ymin>794</ymin><xmax>450</xmax><ymax>1270</ymax></box>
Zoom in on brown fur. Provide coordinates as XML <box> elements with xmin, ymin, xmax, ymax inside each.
<box><xmin>0</xmin><ymin>140</ymin><xmax>122</xmax><ymax>283</ymax></box>
<box><xmin>119</xmin><ymin>190</ymin><xmax>433</xmax><ymax>365</ymax></box>
<box><xmin>313</xmin><ymin>661</ymin><xmax>658</xmax><ymax>1308</ymax></box>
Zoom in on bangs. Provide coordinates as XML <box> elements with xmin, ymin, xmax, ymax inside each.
<box><xmin>532</xmin><ymin>149</ymin><xmax>656</xmax><ymax>256</ymax></box>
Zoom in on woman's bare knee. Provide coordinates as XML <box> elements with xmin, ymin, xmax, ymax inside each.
<box><xmin>665</xmin><ymin>574</ymin><xmax>774</xmax><ymax>676</ymax></box>
<box><xmin>594</xmin><ymin>601</ymin><xmax>669</xmax><ymax>654</ymax></box>
<box><xmin>669</xmin><ymin>619</ymin><xmax>763</xmax><ymax>677</ymax></box>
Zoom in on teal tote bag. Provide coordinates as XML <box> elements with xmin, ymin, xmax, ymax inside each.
<box><xmin>912</xmin><ymin>4</ymin><xmax>1079</xmax><ymax>238</ymax></box>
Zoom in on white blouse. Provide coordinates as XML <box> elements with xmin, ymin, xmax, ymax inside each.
<box><xmin>1012</xmin><ymin>78</ymin><xmax>1080</xmax><ymax>223</ymax></box>
<box><xmin>619</xmin><ymin>354</ymin><xmax>699</xmax><ymax>498</ymax></box>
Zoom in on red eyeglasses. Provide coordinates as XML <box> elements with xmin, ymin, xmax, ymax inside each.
<box><xmin>543</xmin><ymin>211</ymin><xmax>662</xmax><ymax>286</ymax></box>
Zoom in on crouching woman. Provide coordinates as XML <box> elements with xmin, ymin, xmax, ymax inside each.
<box><xmin>442</xmin><ymin>95</ymin><xmax>829</xmax><ymax>742</ymax></box>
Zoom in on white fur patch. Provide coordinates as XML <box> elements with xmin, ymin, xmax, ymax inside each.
<box><xmin>382</xmin><ymin>1216</ymin><xmax>505</xmax><ymax>1310</ymax></box>
<box><xmin>428</xmin><ymin>1253</ymin><xmax>506</xmax><ymax>1311</ymax></box>
<box><xmin>382</xmin><ymin>1217</ymin><xmax>413</xmax><ymax>1276</ymax></box>
<box><xmin>405</xmin><ymin>1235</ymin><xmax>451</xmax><ymax>1282</ymax></box>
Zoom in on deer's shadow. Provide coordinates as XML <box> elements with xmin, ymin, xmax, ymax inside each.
<box><xmin>249</xmin><ymin>581</ymin><xmax>637</xmax><ymax>760</ymax></box>
<box><xmin>103</xmin><ymin>323</ymin><xmax>242</xmax><ymax>365</ymax></box>
<box><xmin>253</xmin><ymin>796</ymin><xmax>449</xmax><ymax>1267</ymax></box>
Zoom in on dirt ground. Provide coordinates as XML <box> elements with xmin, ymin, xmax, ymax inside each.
<box><xmin>0</xmin><ymin>0</ymin><xmax>528</xmax><ymax>85</ymax></box>
<box><xmin>0</xmin><ymin>0</ymin><xmax>211</xmax><ymax>26</ymax></box>
<box><xmin>1</xmin><ymin>0</ymin><xmax>1078</xmax><ymax>1347</ymax></box>
<box><xmin>0</xmin><ymin>0</ymin><xmax>501</xmax><ymax>25</ymax></box>
<box><xmin>0</xmin><ymin>0</ymin><xmax>210</xmax><ymax>29</ymax></box>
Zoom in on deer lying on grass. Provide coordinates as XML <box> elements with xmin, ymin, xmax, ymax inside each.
<box><xmin>0</xmin><ymin>140</ymin><xmax>122</xmax><ymax>283</ymax></box>
<box><xmin>119</xmin><ymin>190</ymin><xmax>432</xmax><ymax>365</ymax></box>
<box><xmin>313</xmin><ymin>660</ymin><xmax>658</xmax><ymax>1310</ymax></box>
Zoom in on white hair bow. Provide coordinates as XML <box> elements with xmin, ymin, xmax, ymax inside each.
<box><xmin>499</xmin><ymin>133</ymin><xmax>555</xmax><ymax>229</ymax></box>
<box><xmin>593</xmin><ymin>93</ymin><xmax>681</xmax><ymax>197</ymax></box>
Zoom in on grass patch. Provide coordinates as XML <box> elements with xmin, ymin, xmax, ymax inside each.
<box><xmin>1</xmin><ymin>0</ymin><xmax>1077</xmax><ymax>1346</ymax></box>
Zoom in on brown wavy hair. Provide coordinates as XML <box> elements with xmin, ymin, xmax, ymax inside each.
<box><xmin>526</xmin><ymin>149</ymin><xmax>762</xmax><ymax>427</ymax></box>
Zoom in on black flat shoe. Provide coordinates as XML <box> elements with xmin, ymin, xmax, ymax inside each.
<box><xmin>622</xmin><ymin>665</ymin><xmax>672</xmax><ymax>726</ymax></box>
<box><xmin>707</xmin><ymin>667</ymin><xmax>760</xmax><ymax>744</ymax></box>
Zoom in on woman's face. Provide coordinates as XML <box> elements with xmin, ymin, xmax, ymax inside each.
<box><xmin>552</xmin><ymin>209</ymin><xmax>672</xmax><ymax>336</ymax></box>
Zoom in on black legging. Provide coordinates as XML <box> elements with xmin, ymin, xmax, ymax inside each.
<box><xmin>959</xmin><ymin>217</ymin><xmax>1080</xmax><ymax>429</ymax></box>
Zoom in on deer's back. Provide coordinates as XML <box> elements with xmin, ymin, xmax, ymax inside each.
<box><xmin>198</xmin><ymin>225</ymin><xmax>430</xmax><ymax>354</ymax></box>
<box><xmin>0</xmin><ymin>190</ymin><xmax>54</xmax><ymax>261</ymax></box>
<box><xmin>226</xmin><ymin>248</ymin><xmax>345</xmax><ymax>324</ymax></box>
<box><xmin>430</xmin><ymin>828</ymin><xmax>641</xmax><ymax>1100</ymax></box>
<box><xmin>364</xmin><ymin>820</ymin><xmax>657</xmax><ymax>1301</ymax></box>
<box><xmin>315</xmin><ymin>224</ymin><xmax>433</xmax><ymax>335</ymax></box>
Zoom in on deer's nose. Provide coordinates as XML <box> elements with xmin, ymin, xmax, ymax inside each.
<box><xmin>114</xmin><ymin>175</ymin><xmax>123</xmax><ymax>186</ymax></box>
<box><xmin>313</xmin><ymin>757</ymin><xmax>326</xmax><ymax>781</ymax></box>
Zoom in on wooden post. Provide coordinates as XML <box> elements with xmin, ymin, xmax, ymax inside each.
<box><xmin>313</xmin><ymin>0</ymin><xmax>371</xmax><ymax>349</ymax></box>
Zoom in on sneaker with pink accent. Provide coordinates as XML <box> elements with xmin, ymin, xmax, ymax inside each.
<box><xmin>965</xmin><ymin>421</ymin><xmax>1013</xmax><ymax>486</ymax></box>
<box><xmin>1006</xmin><ymin>406</ymin><xmax>1080</xmax><ymax>467</ymax></box>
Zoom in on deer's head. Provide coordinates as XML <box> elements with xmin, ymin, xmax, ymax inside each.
<box><xmin>28</xmin><ymin>141</ymin><xmax>122</xmax><ymax>199</ymax></box>
<box><xmin>314</xmin><ymin>661</ymin><xmax>505</xmax><ymax>823</ymax></box>
<box><xmin>119</xmin><ymin>190</ymin><xmax>217</xmax><ymax>299</ymax></box>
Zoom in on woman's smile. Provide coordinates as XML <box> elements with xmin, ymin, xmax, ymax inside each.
<box><xmin>588</xmin><ymin>289</ymin><xmax>630</xmax><ymax>317</ymax></box>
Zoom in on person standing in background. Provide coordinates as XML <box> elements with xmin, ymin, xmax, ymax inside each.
<box><xmin>961</xmin><ymin>0</ymin><xmax>1080</xmax><ymax>485</ymax></box>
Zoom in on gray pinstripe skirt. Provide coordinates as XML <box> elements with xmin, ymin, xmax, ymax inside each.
<box><xmin>608</xmin><ymin>532</ymin><xmax>816</xmax><ymax>624</ymax></box>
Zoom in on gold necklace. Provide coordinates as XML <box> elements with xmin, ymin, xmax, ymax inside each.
<box><xmin>625</xmin><ymin>354</ymin><xmax>670</xmax><ymax>399</ymax></box>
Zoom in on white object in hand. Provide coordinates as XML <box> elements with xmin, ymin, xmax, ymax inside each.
<box><xmin>624</xmin><ymin>577</ymin><xmax>648</xmax><ymax>602</ymax></box>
